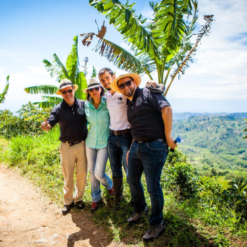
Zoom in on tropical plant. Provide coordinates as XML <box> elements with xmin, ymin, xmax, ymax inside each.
<box><xmin>0</xmin><ymin>75</ymin><xmax>10</xmax><ymax>104</ymax></box>
<box><xmin>81</xmin><ymin>0</ymin><xmax>214</xmax><ymax>96</ymax></box>
<box><xmin>24</xmin><ymin>36</ymin><xmax>87</xmax><ymax>108</ymax></box>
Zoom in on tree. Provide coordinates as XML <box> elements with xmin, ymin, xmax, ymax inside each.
<box><xmin>24</xmin><ymin>36</ymin><xmax>87</xmax><ymax>108</ymax></box>
<box><xmin>81</xmin><ymin>0</ymin><xmax>214</xmax><ymax>96</ymax></box>
<box><xmin>0</xmin><ymin>75</ymin><xmax>10</xmax><ymax>104</ymax></box>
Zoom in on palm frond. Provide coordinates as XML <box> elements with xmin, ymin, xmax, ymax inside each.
<box><xmin>24</xmin><ymin>85</ymin><xmax>59</xmax><ymax>95</ymax></box>
<box><xmin>33</xmin><ymin>96</ymin><xmax>63</xmax><ymax>109</ymax></box>
<box><xmin>43</xmin><ymin>59</ymin><xmax>65</xmax><ymax>82</ymax></box>
<box><xmin>0</xmin><ymin>75</ymin><xmax>10</xmax><ymax>104</ymax></box>
<box><xmin>89</xmin><ymin>0</ymin><xmax>161</xmax><ymax>60</ymax></box>
<box><xmin>75</xmin><ymin>72</ymin><xmax>88</xmax><ymax>100</ymax></box>
<box><xmin>92</xmin><ymin>37</ymin><xmax>155</xmax><ymax>77</ymax></box>
<box><xmin>66</xmin><ymin>36</ymin><xmax>79</xmax><ymax>84</ymax></box>
<box><xmin>53</xmin><ymin>54</ymin><xmax>70</xmax><ymax>80</ymax></box>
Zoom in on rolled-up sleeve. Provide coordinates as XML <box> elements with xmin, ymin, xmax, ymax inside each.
<box><xmin>144</xmin><ymin>88</ymin><xmax>170</xmax><ymax>111</ymax></box>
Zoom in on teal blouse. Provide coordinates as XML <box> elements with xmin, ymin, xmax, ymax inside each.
<box><xmin>85</xmin><ymin>97</ymin><xmax>110</xmax><ymax>149</ymax></box>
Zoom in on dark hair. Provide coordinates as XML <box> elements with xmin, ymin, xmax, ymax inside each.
<box><xmin>98</xmin><ymin>67</ymin><xmax>113</xmax><ymax>77</ymax></box>
<box><xmin>87</xmin><ymin>87</ymin><xmax>105</xmax><ymax>101</ymax></box>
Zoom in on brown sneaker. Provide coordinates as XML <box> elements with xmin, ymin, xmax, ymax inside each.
<box><xmin>142</xmin><ymin>222</ymin><xmax>165</xmax><ymax>241</ymax></box>
<box><xmin>91</xmin><ymin>198</ymin><xmax>103</xmax><ymax>213</ymax></box>
<box><xmin>127</xmin><ymin>206</ymin><xmax>149</xmax><ymax>224</ymax></box>
<box><xmin>62</xmin><ymin>202</ymin><xmax>74</xmax><ymax>216</ymax></box>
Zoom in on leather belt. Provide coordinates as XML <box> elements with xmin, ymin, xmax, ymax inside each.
<box><xmin>134</xmin><ymin>138</ymin><xmax>164</xmax><ymax>143</ymax></box>
<box><xmin>63</xmin><ymin>140</ymin><xmax>82</xmax><ymax>146</ymax></box>
<box><xmin>110</xmin><ymin>129</ymin><xmax>131</xmax><ymax>136</ymax></box>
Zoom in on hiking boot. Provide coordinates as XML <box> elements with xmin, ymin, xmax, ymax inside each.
<box><xmin>108</xmin><ymin>188</ymin><xmax>114</xmax><ymax>196</ymax></box>
<box><xmin>142</xmin><ymin>222</ymin><xmax>165</xmax><ymax>241</ymax></box>
<box><xmin>62</xmin><ymin>202</ymin><xmax>74</xmax><ymax>216</ymax></box>
<box><xmin>91</xmin><ymin>198</ymin><xmax>103</xmax><ymax>213</ymax></box>
<box><xmin>112</xmin><ymin>177</ymin><xmax>123</xmax><ymax>209</ymax></box>
<box><xmin>127</xmin><ymin>206</ymin><xmax>149</xmax><ymax>224</ymax></box>
<box><xmin>75</xmin><ymin>201</ymin><xmax>85</xmax><ymax>210</ymax></box>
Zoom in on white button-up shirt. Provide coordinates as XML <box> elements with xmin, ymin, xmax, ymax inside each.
<box><xmin>106</xmin><ymin>91</ymin><xmax>131</xmax><ymax>131</ymax></box>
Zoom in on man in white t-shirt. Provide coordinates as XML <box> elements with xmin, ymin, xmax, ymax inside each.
<box><xmin>98</xmin><ymin>68</ymin><xmax>132</xmax><ymax>208</ymax></box>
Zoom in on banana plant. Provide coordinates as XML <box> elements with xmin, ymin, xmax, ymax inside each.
<box><xmin>0</xmin><ymin>75</ymin><xmax>10</xmax><ymax>104</ymax></box>
<box><xmin>24</xmin><ymin>36</ymin><xmax>88</xmax><ymax>108</ymax></box>
<box><xmin>81</xmin><ymin>0</ymin><xmax>214</xmax><ymax>96</ymax></box>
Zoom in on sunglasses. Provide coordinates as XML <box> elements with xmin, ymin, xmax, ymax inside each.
<box><xmin>88</xmin><ymin>87</ymin><xmax>100</xmax><ymax>93</ymax></box>
<box><xmin>118</xmin><ymin>80</ymin><xmax>132</xmax><ymax>90</ymax></box>
<box><xmin>61</xmin><ymin>89</ymin><xmax>73</xmax><ymax>95</ymax></box>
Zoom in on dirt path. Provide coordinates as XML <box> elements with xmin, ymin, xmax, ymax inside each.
<box><xmin>0</xmin><ymin>164</ymin><xmax>125</xmax><ymax>247</ymax></box>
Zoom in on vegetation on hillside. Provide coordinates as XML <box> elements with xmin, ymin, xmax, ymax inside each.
<box><xmin>24</xmin><ymin>36</ymin><xmax>87</xmax><ymax>108</ymax></box>
<box><xmin>81</xmin><ymin>0</ymin><xmax>214</xmax><ymax>96</ymax></box>
<box><xmin>173</xmin><ymin>115</ymin><xmax>247</xmax><ymax>178</ymax></box>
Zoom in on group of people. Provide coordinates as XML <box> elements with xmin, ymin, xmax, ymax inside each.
<box><xmin>41</xmin><ymin>67</ymin><xmax>176</xmax><ymax>241</ymax></box>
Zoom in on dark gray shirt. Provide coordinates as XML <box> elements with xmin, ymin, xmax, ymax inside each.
<box><xmin>48</xmin><ymin>98</ymin><xmax>87</xmax><ymax>143</ymax></box>
<box><xmin>127</xmin><ymin>87</ymin><xmax>170</xmax><ymax>141</ymax></box>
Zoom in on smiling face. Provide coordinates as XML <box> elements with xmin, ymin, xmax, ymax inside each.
<box><xmin>88</xmin><ymin>86</ymin><xmax>102</xmax><ymax>101</ymax></box>
<box><xmin>99</xmin><ymin>71</ymin><xmax>115</xmax><ymax>91</ymax></box>
<box><xmin>60</xmin><ymin>86</ymin><xmax>75</xmax><ymax>106</ymax></box>
<box><xmin>117</xmin><ymin>77</ymin><xmax>136</xmax><ymax>99</ymax></box>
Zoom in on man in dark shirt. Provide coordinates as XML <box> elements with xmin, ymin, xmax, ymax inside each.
<box><xmin>41</xmin><ymin>79</ymin><xmax>87</xmax><ymax>216</ymax></box>
<box><xmin>110</xmin><ymin>74</ymin><xmax>177</xmax><ymax>241</ymax></box>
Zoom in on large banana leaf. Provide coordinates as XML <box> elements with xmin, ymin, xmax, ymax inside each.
<box><xmin>92</xmin><ymin>37</ymin><xmax>156</xmax><ymax>77</ymax></box>
<box><xmin>0</xmin><ymin>75</ymin><xmax>10</xmax><ymax>104</ymax></box>
<box><xmin>24</xmin><ymin>85</ymin><xmax>59</xmax><ymax>94</ymax></box>
<box><xmin>90</xmin><ymin>0</ymin><xmax>161</xmax><ymax>60</ymax></box>
<box><xmin>75</xmin><ymin>72</ymin><xmax>87</xmax><ymax>100</ymax></box>
<box><xmin>33</xmin><ymin>96</ymin><xmax>63</xmax><ymax>108</ymax></box>
<box><xmin>66</xmin><ymin>36</ymin><xmax>79</xmax><ymax>84</ymax></box>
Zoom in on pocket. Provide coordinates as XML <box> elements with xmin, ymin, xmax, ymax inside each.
<box><xmin>146</xmin><ymin>142</ymin><xmax>163</xmax><ymax>151</ymax></box>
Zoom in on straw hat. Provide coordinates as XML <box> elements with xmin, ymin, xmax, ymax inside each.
<box><xmin>83</xmin><ymin>78</ymin><xmax>103</xmax><ymax>93</ymax></box>
<box><xmin>110</xmin><ymin>73</ymin><xmax>141</xmax><ymax>93</ymax></box>
<box><xmin>56</xmin><ymin>79</ymin><xmax>78</xmax><ymax>95</ymax></box>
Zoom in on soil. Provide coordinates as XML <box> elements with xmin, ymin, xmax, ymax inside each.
<box><xmin>0</xmin><ymin>164</ymin><xmax>126</xmax><ymax>247</ymax></box>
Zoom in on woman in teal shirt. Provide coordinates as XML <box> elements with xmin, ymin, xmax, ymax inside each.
<box><xmin>84</xmin><ymin>78</ymin><xmax>113</xmax><ymax>212</ymax></box>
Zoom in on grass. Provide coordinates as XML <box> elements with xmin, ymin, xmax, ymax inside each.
<box><xmin>1</xmin><ymin>131</ymin><xmax>247</xmax><ymax>246</ymax></box>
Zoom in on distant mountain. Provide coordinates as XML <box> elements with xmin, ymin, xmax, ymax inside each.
<box><xmin>173</xmin><ymin>112</ymin><xmax>247</xmax><ymax>121</ymax></box>
<box><xmin>172</xmin><ymin>115</ymin><xmax>247</xmax><ymax>178</ymax></box>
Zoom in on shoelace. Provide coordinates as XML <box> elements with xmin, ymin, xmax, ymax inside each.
<box><xmin>147</xmin><ymin>226</ymin><xmax>155</xmax><ymax>234</ymax></box>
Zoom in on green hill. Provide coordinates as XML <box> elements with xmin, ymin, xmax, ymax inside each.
<box><xmin>173</xmin><ymin>115</ymin><xmax>247</xmax><ymax>178</ymax></box>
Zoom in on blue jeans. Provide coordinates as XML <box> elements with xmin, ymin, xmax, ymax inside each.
<box><xmin>108</xmin><ymin>133</ymin><xmax>132</xmax><ymax>178</ymax></box>
<box><xmin>86</xmin><ymin>145</ymin><xmax>113</xmax><ymax>202</ymax></box>
<box><xmin>127</xmin><ymin>141</ymin><xmax>168</xmax><ymax>226</ymax></box>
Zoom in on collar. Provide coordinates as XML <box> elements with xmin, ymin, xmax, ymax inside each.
<box><xmin>61</xmin><ymin>97</ymin><xmax>78</xmax><ymax>108</ymax></box>
<box><xmin>127</xmin><ymin>87</ymin><xmax>141</xmax><ymax>104</ymax></box>
<box><xmin>87</xmin><ymin>97</ymin><xmax>106</xmax><ymax>109</ymax></box>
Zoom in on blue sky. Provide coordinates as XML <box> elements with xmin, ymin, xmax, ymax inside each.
<box><xmin>0</xmin><ymin>0</ymin><xmax>247</xmax><ymax>113</ymax></box>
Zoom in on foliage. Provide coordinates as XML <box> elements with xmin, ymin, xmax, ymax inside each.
<box><xmin>164</xmin><ymin>150</ymin><xmax>200</xmax><ymax>200</ymax></box>
<box><xmin>244</xmin><ymin>119</ymin><xmax>247</xmax><ymax>139</ymax></box>
<box><xmin>24</xmin><ymin>36</ymin><xmax>88</xmax><ymax>108</ymax></box>
<box><xmin>0</xmin><ymin>75</ymin><xmax>10</xmax><ymax>104</ymax></box>
<box><xmin>172</xmin><ymin>115</ymin><xmax>247</xmax><ymax>178</ymax></box>
<box><xmin>82</xmin><ymin>0</ymin><xmax>214</xmax><ymax>95</ymax></box>
<box><xmin>0</xmin><ymin>102</ymin><xmax>52</xmax><ymax>139</ymax></box>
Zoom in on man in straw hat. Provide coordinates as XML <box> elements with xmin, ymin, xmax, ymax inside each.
<box><xmin>98</xmin><ymin>68</ymin><xmax>133</xmax><ymax>209</ymax></box>
<box><xmin>111</xmin><ymin>73</ymin><xmax>177</xmax><ymax>241</ymax></box>
<box><xmin>41</xmin><ymin>79</ymin><xmax>87</xmax><ymax>216</ymax></box>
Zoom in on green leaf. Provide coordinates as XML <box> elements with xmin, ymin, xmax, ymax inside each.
<box><xmin>66</xmin><ymin>36</ymin><xmax>79</xmax><ymax>84</ymax></box>
<box><xmin>24</xmin><ymin>85</ymin><xmax>59</xmax><ymax>95</ymax></box>
<box><xmin>75</xmin><ymin>72</ymin><xmax>87</xmax><ymax>100</ymax></box>
<box><xmin>0</xmin><ymin>75</ymin><xmax>10</xmax><ymax>104</ymax></box>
